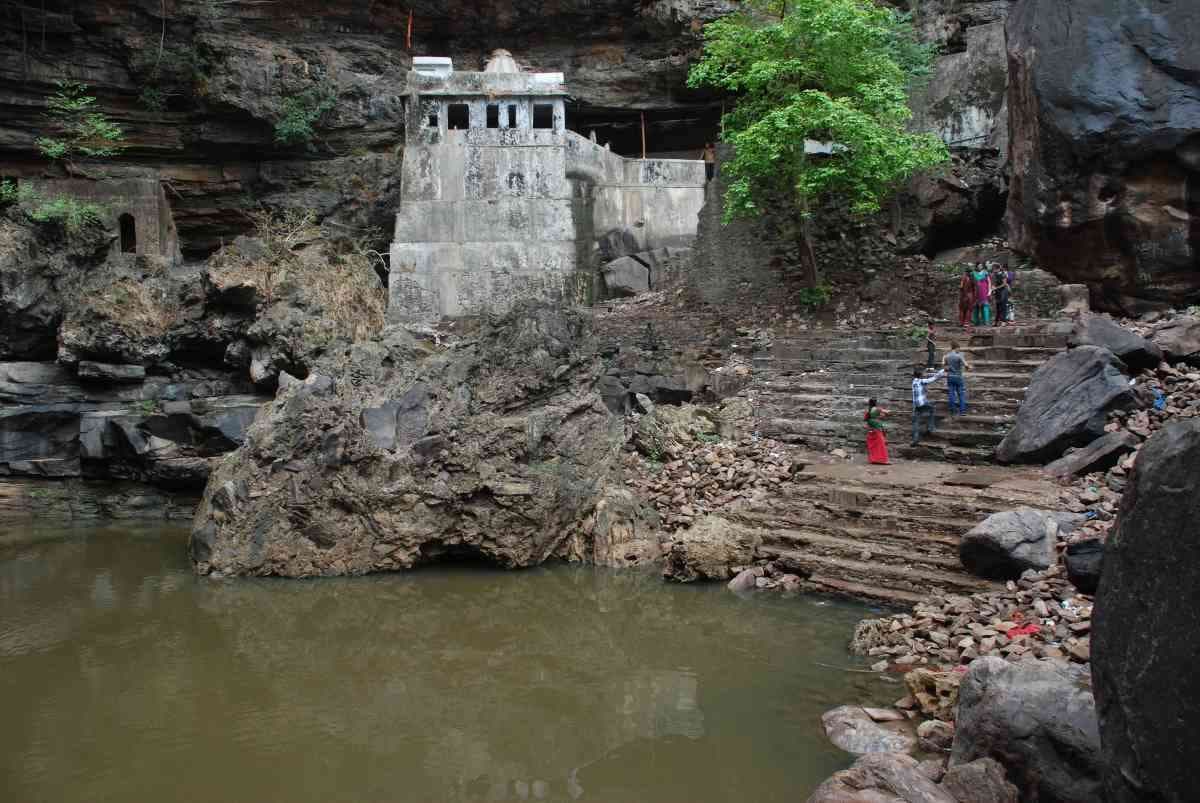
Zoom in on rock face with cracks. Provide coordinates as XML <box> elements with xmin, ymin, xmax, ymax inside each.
<box><xmin>189</xmin><ymin>306</ymin><xmax>632</xmax><ymax>577</ymax></box>
<box><xmin>1093</xmin><ymin>420</ymin><xmax>1200</xmax><ymax>803</ymax></box>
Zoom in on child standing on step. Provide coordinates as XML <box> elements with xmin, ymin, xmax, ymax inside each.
<box><xmin>926</xmin><ymin>322</ymin><xmax>938</xmax><ymax>369</ymax></box>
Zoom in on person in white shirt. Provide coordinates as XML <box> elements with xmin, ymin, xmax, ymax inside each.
<box><xmin>911</xmin><ymin>366</ymin><xmax>945</xmax><ymax>446</ymax></box>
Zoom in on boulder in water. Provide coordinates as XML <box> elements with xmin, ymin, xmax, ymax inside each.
<box><xmin>1093</xmin><ymin>420</ymin><xmax>1200</xmax><ymax>803</ymax></box>
<box><xmin>950</xmin><ymin>656</ymin><xmax>1102</xmax><ymax>803</ymax></box>
<box><xmin>662</xmin><ymin>514</ymin><xmax>761</xmax><ymax>582</ymax></box>
<box><xmin>996</xmin><ymin>346</ymin><xmax>1135</xmax><ymax>464</ymax></box>
<box><xmin>806</xmin><ymin>752</ymin><xmax>955</xmax><ymax>803</ymax></box>
<box><xmin>821</xmin><ymin>705</ymin><xmax>917</xmax><ymax>756</ymax></box>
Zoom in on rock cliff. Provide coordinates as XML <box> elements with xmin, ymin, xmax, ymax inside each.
<box><xmin>189</xmin><ymin>305</ymin><xmax>646</xmax><ymax>577</ymax></box>
<box><xmin>1006</xmin><ymin>0</ymin><xmax>1200</xmax><ymax>311</ymax></box>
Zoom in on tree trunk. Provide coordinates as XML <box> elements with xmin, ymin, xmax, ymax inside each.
<box><xmin>794</xmin><ymin>199</ymin><xmax>820</xmax><ymax>288</ymax></box>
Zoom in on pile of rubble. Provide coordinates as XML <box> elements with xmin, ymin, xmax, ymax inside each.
<box><xmin>851</xmin><ymin>565</ymin><xmax>1094</xmax><ymax>672</ymax></box>
<box><xmin>622</xmin><ymin>435</ymin><xmax>802</xmax><ymax>530</ymax></box>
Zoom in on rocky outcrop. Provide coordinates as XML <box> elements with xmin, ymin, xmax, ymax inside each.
<box><xmin>959</xmin><ymin>508</ymin><xmax>1059</xmax><ymax>580</ymax></box>
<box><xmin>189</xmin><ymin>305</ymin><xmax>637</xmax><ymax>577</ymax></box>
<box><xmin>1093</xmin><ymin>420</ymin><xmax>1200</xmax><ymax>803</ymax></box>
<box><xmin>1068</xmin><ymin>314</ymin><xmax>1162</xmax><ymax>372</ymax></box>
<box><xmin>951</xmin><ymin>656</ymin><xmax>1102</xmax><ymax>803</ymax></box>
<box><xmin>1005</xmin><ymin>0</ymin><xmax>1200</xmax><ymax>311</ymax></box>
<box><xmin>996</xmin><ymin>346</ymin><xmax>1135</xmax><ymax>464</ymax></box>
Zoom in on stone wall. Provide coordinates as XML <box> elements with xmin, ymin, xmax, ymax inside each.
<box><xmin>32</xmin><ymin>177</ymin><xmax>182</xmax><ymax>264</ymax></box>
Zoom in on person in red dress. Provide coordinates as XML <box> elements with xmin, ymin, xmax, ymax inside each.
<box><xmin>864</xmin><ymin>398</ymin><xmax>891</xmax><ymax>465</ymax></box>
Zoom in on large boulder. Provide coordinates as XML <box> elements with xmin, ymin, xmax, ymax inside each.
<box><xmin>959</xmin><ymin>508</ymin><xmax>1059</xmax><ymax>580</ymax></box>
<box><xmin>821</xmin><ymin>706</ymin><xmax>916</xmax><ymax>756</ymax></box>
<box><xmin>1005</xmin><ymin>0</ymin><xmax>1200</xmax><ymax>311</ymax></box>
<box><xmin>951</xmin><ymin>657</ymin><xmax>1102</xmax><ymax>803</ymax></box>
<box><xmin>189</xmin><ymin>305</ymin><xmax>633</xmax><ymax>577</ymax></box>
<box><xmin>1093</xmin><ymin>420</ymin><xmax>1200</xmax><ymax>803</ymax></box>
<box><xmin>1043</xmin><ymin>430</ymin><xmax>1139</xmax><ymax>479</ymax></box>
<box><xmin>806</xmin><ymin>753</ymin><xmax>955</xmax><ymax>803</ymax></box>
<box><xmin>600</xmin><ymin>256</ymin><xmax>650</xmax><ymax>298</ymax></box>
<box><xmin>1152</xmin><ymin>316</ymin><xmax>1200</xmax><ymax>366</ymax></box>
<box><xmin>1064</xmin><ymin>539</ymin><xmax>1104</xmax><ymax>595</ymax></box>
<box><xmin>996</xmin><ymin>346</ymin><xmax>1135</xmax><ymax>464</ymax></box>
<box><xmin>938</xmin><ymin>758</ymin><xmax>1018</xmax><ymax>803</ymax></box>
<box><xmin>1067</xmin><ymin>315</ymin><xmax>1162</xmax><ymax>372</ymax></box>
<box><xmin>662</xmin><ymin>514</ymin><xmax>761</xmax><ymax>582</ymax></box>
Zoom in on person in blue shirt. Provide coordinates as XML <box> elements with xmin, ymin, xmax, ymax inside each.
<box><xmin>911</xmin><ymin>366</ymin><xmax>945</xmax><ymax>446</ymax></box>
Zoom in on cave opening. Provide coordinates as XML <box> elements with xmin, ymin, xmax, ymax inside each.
<box><xmin>921</xmin><ymin>186</ymin><xmax>1009</xmax><ymax>258</ymax></box>
<box><xmin>119</xmin><ymin>213</ymin><xmax>136</xmax><ymax>254</ymax></box>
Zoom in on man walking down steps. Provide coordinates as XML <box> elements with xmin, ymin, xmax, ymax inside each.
<box><xmin>911</xmin><ymin>366</ymin><xmax>946</xmax><ymax>447</ymax></box>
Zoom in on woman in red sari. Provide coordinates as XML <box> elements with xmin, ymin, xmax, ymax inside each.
<box><xmin>864</xmin><ymin>398</ymin><xmax>890</xmax><ymax>465</ymax></box>
<box><xmin>958</xmin><ymin>268</ymin><xmax>974</xmax><ymax>329</ymax></box>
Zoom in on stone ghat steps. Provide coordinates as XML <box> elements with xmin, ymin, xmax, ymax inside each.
<box><xmin>748</xmin><ymin>323</ymin><xmax>1070</xmax><ymax>461</ymax></box>
<box><xmin>764</xmin><ymin>545</ymin><xmax>1001</xmax><ymax>603</ymax></box>
<box><xmin>718</xmin><ymin>467</ymin><xmax>1056</xmax><ymax>604</ymax></box>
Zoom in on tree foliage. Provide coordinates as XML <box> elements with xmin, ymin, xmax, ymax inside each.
<box><xmin>35</xmin><ymin>80</ymin><xmax>125</xmax><ymax>169</ymax></box>
<box><xmin>274</xmin><ymin>82</ymin><xmax>337</xmax><ymax>150</ymax></box>
<box><xmin>688</xmin><ymin>0</ymin><xmax>948</xmax><ymax>281</ymax></box>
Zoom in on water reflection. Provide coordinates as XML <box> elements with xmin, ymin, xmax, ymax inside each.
<box><xmin>0</xmin><ymin>524</ymin><xmax>893</xmax><ymax>802</ymax></box>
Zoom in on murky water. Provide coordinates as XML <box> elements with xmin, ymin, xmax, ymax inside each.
<box><xmin>0</xmin><ymin>523</ymin><xmax>895</xmax><ymax>803</ymax></box>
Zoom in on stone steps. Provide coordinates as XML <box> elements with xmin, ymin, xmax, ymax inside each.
<box><xmin>763</xmin><ymin>546</ymin><xmax>1002</xmax><ymax>602</ymax></box>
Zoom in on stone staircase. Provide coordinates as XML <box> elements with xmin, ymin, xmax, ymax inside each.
<box><xmin>730</xmin><ymin>461</ymin><xmax>1061</xmax><ymax>605</ymax></box>
<box><xmin>720</xmin><ymin>321</ymin><xmax>1070</xmax><ymax>605</ymax></box>
<box><xmin>750</xmin><ymin>321</ymin><xmax>1069</xmax><ymax>463</ymax></box>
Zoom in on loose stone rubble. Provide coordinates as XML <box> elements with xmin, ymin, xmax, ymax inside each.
<box><xmin>851</xmin><ymin>565</ymin><xmax>1094</xmax><ymax>677</ymax></box>
<box><xmin>622</xmin><ymin>430</ymin><xmax>804</xmax><ymax>531</ymax></box>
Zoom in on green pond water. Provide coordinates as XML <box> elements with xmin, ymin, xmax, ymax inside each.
<box><xmin>0</xmin><ymin>523</ymin><xmax>896</xmax><ymax>803</ymax></box>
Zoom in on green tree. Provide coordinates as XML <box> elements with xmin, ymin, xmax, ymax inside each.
<box><xmin>688</xmin><ymin>0</ymin><xmax>948</xmax><ymax>285</ymax></box>
<box><xmin>35</xmin><ymin>80</ymin><xmax>125</xmax><ymax>172</ymax></box>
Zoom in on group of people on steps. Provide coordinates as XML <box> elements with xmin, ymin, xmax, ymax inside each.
<box><xmin>862</xmin><ymin>262</ymin><xmax>1019</xmax><ymax>464</ymax></box>
<box><xmin>958</xmin><ymin>262</ymin><xmax>1015</xmax><ymax>329</ymax></box>
<box><xmin>863</xmin><ymin>342</ymin><xmax>972</xmax><ymax>466</ymax></box>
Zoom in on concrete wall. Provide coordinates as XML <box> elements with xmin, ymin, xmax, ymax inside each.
<box><xmin>389</xmin><ymin>89</ymin><xmax>706</xmax><ymax>322</ymax></box>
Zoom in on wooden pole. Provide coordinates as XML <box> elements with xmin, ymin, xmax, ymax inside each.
<box><xmin>406</xmin><ymin>10</ymin><xmax>413</xmax><ymax>51</ymax></box>
<box><xmin>640</xmin><ymin>111</ymin><xmax>646</xmax><ymax>160</ymax></box>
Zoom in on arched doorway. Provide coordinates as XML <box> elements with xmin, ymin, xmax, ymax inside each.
<box><xmin>119</xmin><ymin>213</ymin><xmax>136</xmax><ymax>254</ymax></box>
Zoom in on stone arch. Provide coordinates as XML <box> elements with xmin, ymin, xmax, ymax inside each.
<box><xmin>119</xmin><ymin>213</ymin><xmax>136</xmax><ymax>254</ymax></box>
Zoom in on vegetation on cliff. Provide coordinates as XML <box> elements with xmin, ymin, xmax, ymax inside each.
<box><xmin>689</xmin><ymin>0</ymin><xmax>948</xmax><ymax>286</ymax></box>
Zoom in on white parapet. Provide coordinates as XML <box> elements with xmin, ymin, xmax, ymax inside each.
<box><xmin>413</xmin><ymin>57</ymin><xmax>453</xmax><ymax>78</ymax></box>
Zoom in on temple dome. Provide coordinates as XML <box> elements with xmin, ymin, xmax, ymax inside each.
<box><xmin>483</xmin><ymin>49</ymin><xmax>519</xmax><ymax>74</ymax></box>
